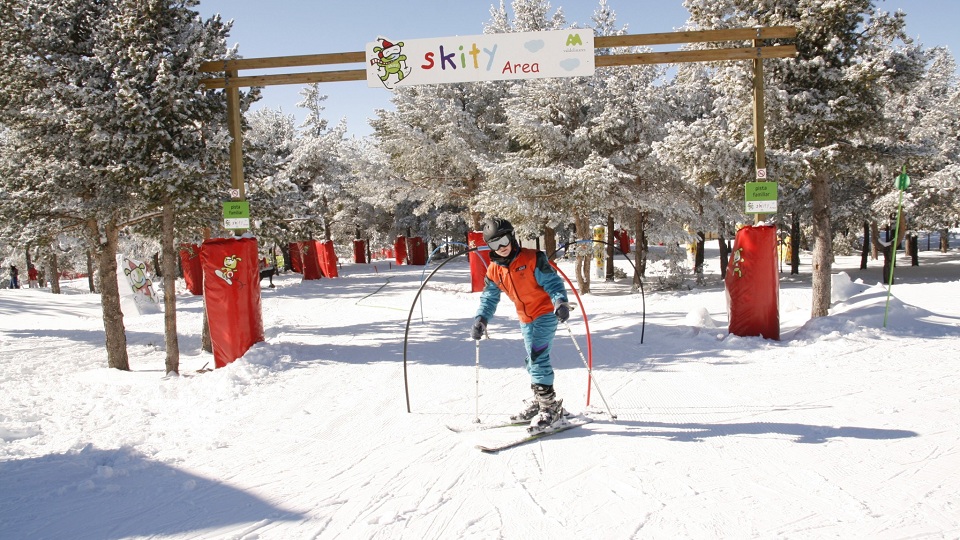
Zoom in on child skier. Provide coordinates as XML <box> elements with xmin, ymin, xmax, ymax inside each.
<box><xmin>470</xmin><ymin>217</ymin><xmax>571</xmax><ymax>433</ymax></box>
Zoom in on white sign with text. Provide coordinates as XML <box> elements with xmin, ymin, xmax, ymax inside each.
<box><xmin>367</xmin><ymin>29</ymin><xmax>595</xmax><ymax>89</ymax></box>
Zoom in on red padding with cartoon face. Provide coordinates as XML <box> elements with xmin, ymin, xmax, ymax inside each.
<box><xmin>201</xmin><ymin>237</ymin><xmax>265</xmax><ymax>367</ymax></box>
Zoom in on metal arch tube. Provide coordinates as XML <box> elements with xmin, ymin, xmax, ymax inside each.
<box><xmin>402</xmin><ymin>247</ymin><xmax>481</xmax><ymax>413</ymax></box>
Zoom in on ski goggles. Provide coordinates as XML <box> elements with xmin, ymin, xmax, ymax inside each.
<box><xmin>486</xmin><ymin>234</ymin><xmax>511</xmax><ymax>250</ymax></box>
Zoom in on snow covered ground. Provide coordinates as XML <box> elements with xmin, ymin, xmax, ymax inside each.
<box><xmin>1</xmin><ymin>240</ymin><xmax>958</xmax><ymax>539</ymax></box>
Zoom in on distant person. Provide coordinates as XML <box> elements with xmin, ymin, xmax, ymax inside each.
<box><xmin>259</xmin><ymin>257</ymin><xmax>276</xmax><ymax>288</ymax></box>
<box><xmin>470</xmin><ymin>217</ymin><xmax>572</xmax><ymax>434</ymax></box>
<box><xmin>8</xmin><ymin>264</ymin><xmax>19</xmax><ymax>289</ymax></box>
<box><xmin>28</xmin><ymin>264</ymin><xmax>39</xmax><ymax>288</ymax></box>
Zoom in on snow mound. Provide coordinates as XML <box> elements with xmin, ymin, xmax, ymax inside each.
<box><xmin>686</xmin><ymin>306</ymin><xmax>719</xmax><ymax>329</ymax></box>
<box><xmin>795</xmin><ymin>281</ymin><xmax>960</xmax><ymax>340</ymax></box>
<box><xmin>831</xmin><ymin>271</ymin><xmax>870</xmax><ymax>302</ymax></box>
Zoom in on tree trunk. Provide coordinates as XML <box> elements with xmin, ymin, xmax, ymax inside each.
<box><xmin>86</xmin><ymin>251</ymin><xmax>96</xmax><ymax>292</ymax></box>
<box><xmin>92</xmin><ymin>219</ymin><xmax>130</xmax><ymax>370</ymax></box>
<box><xmin>939</xmin><ymin>228</ymin><xmax>949</xmax><ymax>253</ymax></box>
<box><xmin>860</xmin><ymin>221</ymin><xmax>870</xmax><ymax>270</ymax></box>
<box><xmin>201</xmin><ymin>303</ymin><xmax>212</xmax><ymax>353</ymax></box>
<box><xmin>718</xmin><ymin>238</ymin><xmax>729</xmax><ymax>280</ymax></box>
<box><xmin>908</xmin><ymin>233</ymin><xmax>919</xmax><ymax>266</ymax></box>
<box><xmin>468</xmin><ymin>198</ymin><xmax>483</xmax><ymax>231</ymax></box>
<box><xmin>161</xmin><ymin>203</ymin><xmax>180</xmax><ymax>375</ymax></box>
<box><xmin>605</xmin><ymin>215</ymin><xmax>615</xmax><ymax>281</ymax></box>
<box><xmin>24</xmin><ymin>244</ymin><xmax>33</xmax><ymax>274</ymax></box>
<box><xmin>48</xmin><ymin>251</ymin><xmax>61</xmax><ymax>294</ymax></box>
<box><xmin>694</xmin><ymin>231</ymin><xmax>705</xmax><ymax>277</ymax></box>
<box><xmin>870</xmin><ymin>213</ymin><xmax>906</xmax><ymax>285</ymax></box>
<box><xmin>718</xmin><ymin>218</ymin><xmax>730</xmax><ymax>280</ymax></box>
<box><xmin>790</xmin><ymin>213</ymin><xmax>800</xmax><ymax>275</ymax></box>
<box><xmin>281</xmin><ymin>244</ymin><xmax>293</xmax><ymax>273</ymax></box>
<box><xmin>810</xmin><ymin>172</ymin><xmax>832</xmax><ymax>318</ymax></box>
<box><xmin>543</xmin><ymin>226</ymin><xmax>557</xmax><ymax>259</ymax></box>
<box><xmin>321</xmin><ymin>195</ymin><xmax>332</xmax><ymax>242</ymax></box>
<box><xmin>881</xmin><ymin>243</ymin><xmax>894</xmax><ymax>284</ymax></box>
<box><xmin>574</xmin><ymin>213</ymin><xmax>591</xmax><ymax>295</ymax></box>
<box><xmin>632</xmin><ymin>211</ymin><xmax>648</xmax><ymax>291</ymax></box>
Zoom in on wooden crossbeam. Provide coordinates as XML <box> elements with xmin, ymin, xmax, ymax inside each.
<box><xmin>199</xmin><ymin>45</ymin><xmax>797</xmax><ymax>89</ymax></box>
<box><xmin>198</xmin><ymin>26</ymin><xmax>798</xmax><ymax>89</ymax></box>
<box><xmin>595</xmin><ymin>44</ymin><xmax>797</xmax><ymax>67</ymax></box>
<box><xmin>199</xmin><ymin>51</ymin><xmax>366</xmax><ymax>73</ymax></box>
<box><xmin>593</xmin><ymin>26</ymin><xmax>797</xmax><ymax>48</ymax></box>
<box><xmin>203</xmin><ymin>25</ymin><xmax>798</xmax><ymax>205</ymax></box>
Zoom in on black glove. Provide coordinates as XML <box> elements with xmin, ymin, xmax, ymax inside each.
<box><xmin>471</xmin><ymin>316</ymin><xmax>488</xmax><ymax>340</ymax></box>
<box><xmin>555</xmin><ymin>302</ymin><xmax>571</xmax><ymax>323</ymax></box>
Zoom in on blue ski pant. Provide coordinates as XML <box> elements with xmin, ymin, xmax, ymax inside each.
<box><xmin>519</xmin><ymin>312</ymin><xmax>558</xmax><ymax>386</ymax></box>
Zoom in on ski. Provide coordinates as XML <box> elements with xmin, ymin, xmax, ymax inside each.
<box><xmin>476</xmin><ymin>417</ymin><xmax>591</xmax><ymax>453</ymax></box>
<box><xmin>446</xmin><ymin>420</ymin><xmax>529</xmax><ymax>433</ymax></box>
<box><xmin>447</xmin><ymin>410</ymin><xmax>579</xmax><ymax>433</ymax></box>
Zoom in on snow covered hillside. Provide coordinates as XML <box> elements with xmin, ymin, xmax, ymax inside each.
<box><xmin>1</xmin><ymin>246</ymin><xmax>958</xmax><ymax>539</ymax></box>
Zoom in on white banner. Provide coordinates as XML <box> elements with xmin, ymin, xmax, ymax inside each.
<box><xmin>117</xmin><ymin>254</ymin><xmax>161</xmax><ymax>316</ymax></box>
<box><xmin>367</xmin><ymin>29</ymin><xmax>595</xmax><ymax>89</ymax></box>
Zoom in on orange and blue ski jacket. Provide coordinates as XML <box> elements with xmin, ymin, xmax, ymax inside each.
<box><xmin>477</xmin><ymin>246</ymin><xmax>568</xmax><ymax>324</ymax></box>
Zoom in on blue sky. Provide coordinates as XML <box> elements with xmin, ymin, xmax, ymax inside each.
<box><xmin>194</xmin><ymin>1</ymin><xmax>960</xmax><ymax>137</ymax></box>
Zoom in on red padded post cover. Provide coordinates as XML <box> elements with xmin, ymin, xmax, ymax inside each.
<box><xmin>394</xmin><ymin>236</ymin><xmax>407</xmax><ymax>265</ymax></box>
<box><xmin>407</xmin><ymin>237</ymin><xmax>427</xmax><ymax>265</ymax></box>
<box><xmin>617</xmin><ymin>230</ymin><xmax>630</xmax><ymax>254</ymax></box>
<box><xmin>353</xmin><ymin>239</ymin><xmax>367</xmax><ymax>263</ymax></box>
<box><xmin>725</xmin><ymin>225</ymin><xmax>780</xmax><ymax>340</ymax></box>
<box><xmin>178</xmin><ymin>244</ymin><xmax>203</xmax><ymax>295</ymax></box>
<box><xmin>288</xmin><ymin>242</ymin><xmax>303</xmax><ymax>273</ymax></box>
<box><xmin>301</xmin><ymin>240</ymin><xmax>323</xmax><ymax>280</ymax></box>
<box><xmin>319</xmin><ymin>240</ymin><xmax>338</xmax><ymax>278</ymax></box>
<box><xmin>200</xmin><ymin>237</ymin><xmax>265</xmax><ymax>367</ymax></box>
<box><xmin>467</xmin><ymin>231</ymin><xmax>491</xmax><ymax>293</ymax></box>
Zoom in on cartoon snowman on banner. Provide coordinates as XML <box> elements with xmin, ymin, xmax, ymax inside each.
<box><xmin>370</xmin><ymin>37</ymin><xmax>411</xmax><ymax>89</ymax></box>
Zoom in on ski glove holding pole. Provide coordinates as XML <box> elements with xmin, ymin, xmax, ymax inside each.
<box><xmin>554</xmin><ymin>302</ymin><xmax>571</xmax><ymax>323</ymax></box>
<box><xmin>471</xmin><ymin>316</ymin><xmax>488</xmax><ymax>340</ymax></box>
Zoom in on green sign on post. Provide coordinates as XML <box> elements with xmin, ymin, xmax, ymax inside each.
<box><xmin>223</xmin><ymin>201</ymin><xmax>250</xmax><ymax>230</ymax></box>
<box><xmin>896</xmin><ymin>170</ymin><xmax>910</xmax><ymax>191</ymax></box>
<box><xmin>745</xmin><ymin>182</ymin><xmax>778</xmax><ymax>214</ymax></box>
<box><xmin>884</xmin><ymin>165</ymin><xmax>910</xmax><ymax>327</ymax></box>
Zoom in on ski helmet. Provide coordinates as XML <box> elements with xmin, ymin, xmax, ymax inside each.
<box><xmin>481</xmin><ymin>217</ymin><xmax>514</xmax><ymax>244</ymax></box>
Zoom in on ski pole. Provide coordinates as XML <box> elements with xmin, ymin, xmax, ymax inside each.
<box><xmin>563</xmin><ymin>320</ymin><xmax>617</xmax><ymax>421</ymax></box>
<box><xmin>474</xmin><ymin>338</ymin><xmax>482</xmax><ymax>423</ymax></box>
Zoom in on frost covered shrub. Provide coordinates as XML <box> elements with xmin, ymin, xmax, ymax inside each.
<box><xmin>833</xmin><ymin>232</ymin><xmax>862</xmax><ymax>257</ymax></box>
<box><xmin>646</xmin><ymin>243</ymin><xmax>688</xmax><ymax>290</ymax></box>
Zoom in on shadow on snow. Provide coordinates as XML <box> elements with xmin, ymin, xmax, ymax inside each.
<box><xmin>0</xmin><ymin>445</ymin><xmax>303</xmax><ymax>539</ymax></box>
